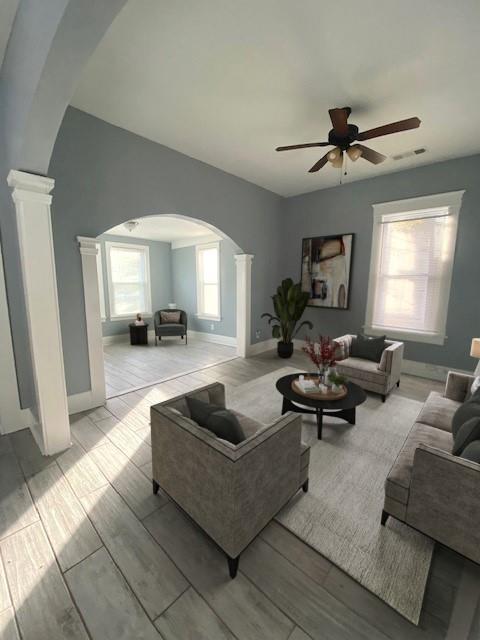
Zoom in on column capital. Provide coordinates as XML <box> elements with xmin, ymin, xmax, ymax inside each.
<box><xmin>234</xmin><ymin>253</ymin><xmax>254</xmax><ymax>264</ymax></box>
<box><xmin>7</xmin><ymin>170</ymin><xmax>54</xmax><ymax>206</ymax></box>
<box><xmin>77</xmin><ymin>236</ymin><xmax>99</xmax><ymax>256</ymax></box>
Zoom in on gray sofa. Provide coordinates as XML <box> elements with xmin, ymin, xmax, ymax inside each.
<box><xmin>382</xmin><ymin>371</ymin><xmax>480</xmax><ymax>564</ymax></box>
<box><xmin>150</xmin><ymin>382</ymin><xmax>310</xmax><ymax>578</ymax></box>
<box><xmin>154</xmin><ymin>308</ymin><xmax>188</xmax><ymax>345</ymax></box>
<box><xmin>334</xmin><ymin>334</ymin><xmax>404</xmax><ymax>401</ymax></box>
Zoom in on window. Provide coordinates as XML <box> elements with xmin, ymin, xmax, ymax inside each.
<box><xmin>106</xmin><ymin>242</ymin><xmax>151</xmax><ymax>319</ymax></box>
<box><xmin>196</xmin><ymin>242</ymin><xmax>220</xmax><ymax>320</ymax></box>
<box><xmin>365</xmin><ymin>191</ymin><xmax>464</xmax><ymax>345</ymax></box>
<box><xmin>96</xmin><ymin>243</ymin><xmax>106</xmax><ymax>321</ymax></box>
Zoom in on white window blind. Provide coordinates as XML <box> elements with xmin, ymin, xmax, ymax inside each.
<box><xmin>365</xmin><ymin>192</ymin><xmax>463</xmax><ymax>345</ymax></box>
<box><xmin>196</xmin><ymin>243</ymin><xmax>220</xmax><ymax>320</ymax></box>
<box><xmin>106</xmin><ymin>242</ymin><xmax>151</xmax><ymax>319</ymax></box>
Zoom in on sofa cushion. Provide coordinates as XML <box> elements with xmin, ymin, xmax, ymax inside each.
<box><xmin>386</xmin><ymin>422</ymin><xmax>453</xmax><ymax>504</ymax></box>
<box><xmin>336</xmin><ymin>357</ymin><xmax>387</xmax><ymax>384</ymax></box>
<box><xmin>157</xmin><ymin>323</ymin><xmax>186</xmax><ymax>335</ymax></box>
<box><xmin>452</xmin><ymin>417</ymin><xmax>480</xmax><ymax>456</ymax></box>
<box><xmin>231</xmin><ymin>410</ymin><xmax>262</xmax><ymax>439</ymax></box>
<box><xmin>416</xmin><ymin>391</ymin><xmax>461</xmax><ymax>434</ymax></box>
<box><xmin>460</xmin><ymin>440</ymin><xmax>480</xmax><ymax>463</ymax></box>
<box><xmin>350</xmin><ymin>334</ymin><xmax>386</xmax><ymax>362</ymax></box>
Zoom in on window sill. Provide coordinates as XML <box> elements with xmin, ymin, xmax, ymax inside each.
<box><xmin>364</xmin><ymin>325</ymin><xmax>446</xmax><ymax>345</ymax></box>
<box><xmin>110</xmin><ymin>313</ymin><xmax>152</xmax><ymax>322</ymax></box>
<box><xmin>196</xmin><ymin>314</ymin><xmax>221</xmax><ymax>322</ymax></box>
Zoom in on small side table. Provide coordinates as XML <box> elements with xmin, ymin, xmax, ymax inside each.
<box><xmin>129</xmin><ymin>323</ymin><xmax>149</xmax><ymax>345</ymax></box>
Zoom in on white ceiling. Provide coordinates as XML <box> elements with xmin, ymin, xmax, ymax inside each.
<box><xmin>72</xmin><ymin>0</ymin><xmax>480</xmax><ymax>197</ymax></box>
<box><xmin>104</xmin><ymin>215</ymin><xmax>221</xmax><ymax>245</ymax></box>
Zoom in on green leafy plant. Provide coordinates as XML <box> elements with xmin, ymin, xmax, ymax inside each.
<box><xmin>328</xmin><ymin>371</ymin><xmax>347</xmax><ymax>386</ymax></box>
<box><xmin>261</xmin><ymin>278</ymin><xmax>313</xmax><ymax>344</ymax></box>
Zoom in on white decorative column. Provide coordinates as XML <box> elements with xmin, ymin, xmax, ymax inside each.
<box><xmin>7</xmin><ymin>170</ymin><xmax>70</xmax><ymax>454</ymax></box>
<box><xmin>77</xmin><ymin>237</ymin><xmax>106</xmax><ymax>407</ymax></box>
<box><xmin>235</xmin><ymin>254</ymin><xmax>254</xmax><ymax>358</ymax></box>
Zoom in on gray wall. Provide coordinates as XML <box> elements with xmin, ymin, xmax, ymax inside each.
<box><xmin>97</xmin><ymin>234</ymin><xmax>172</xmax><ymax>337</ymax></box>
<box><xmin>49</xmin><ymin>107</ymin><xmax>282</xmax><ymax>396</ymax></box>
<box><xmin>171</xmin><ymin>240</ymin><xmax>237</xmax><ymax>338</ymax></box>
<box><xmin>281</xmin><ymin>154</ymin><xmax>480</xmax><ymax>371</ymax></box>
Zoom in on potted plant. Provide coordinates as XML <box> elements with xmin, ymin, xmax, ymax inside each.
<box><xmin>328</xmin><ymin>371</ymin><xmax>347</xmax><ymax>393</ymax></box>
<box><xmin>262</xmin><ymin>278</ymin><xmax>313</xmax><ymax>358</ymax></box>
<box><xmin>302</xmin><ymin>335</ymin><xmax>343</xmax><ymax>384</ymax></box>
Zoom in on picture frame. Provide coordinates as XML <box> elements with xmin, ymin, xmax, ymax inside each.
<box><xmin>301</xmin><ymin>233</ymin><xmax>354</xmax><ymax>309</ymax></box>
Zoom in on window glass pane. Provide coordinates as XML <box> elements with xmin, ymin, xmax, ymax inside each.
<box><xmin>112</xmin><ymin>283</ymin><xmax>146</xmax><ymax>316</ymax></box>
<box><xmin>110</xmin><ymin>247</ymin><xmax>145</xmax><ymax>283</ymax></box>
<box><xmin>201</xmin><ymin>248</ymin><xmax>218</xmax><ymax>284</ymax></box>
<box><xmin>371</xmin><ymin>210</ymin><xmax>455</xmax><ymax>335</ymax></box>
<box><xmin>202</xmin><ymin>284</ymin><xmax>219</xmax><ymax>317</ymax></box>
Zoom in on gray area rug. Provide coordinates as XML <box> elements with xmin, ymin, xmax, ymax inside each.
<box><xmin>228</xmin><ymin>367</ymin><xmax>434</xmax><ymax>625</ymax></box>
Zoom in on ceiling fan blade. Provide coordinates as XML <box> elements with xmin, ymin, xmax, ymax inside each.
<box><xmin>357</xmin><ymin>117</ymin><xmax>421</xmax><ymax>141</ymax></box>
<box><xmin>328</xmin><ymin>107</ymin><xmax>350</xmax><ymax>137</ymax></box>
<box><xmin>308</xmin><ymin>152</ymin><xmax>330</xmax><ymax>173</ymax></box>
<box><xmin>354</xmin><ymin>144</ymin><xmax>386</xmax><ymax>165</ymax></box>
<box><xmin>276</xmin><ymin>142</ymin><xmax>330</xmax><ymax>152</ymax></box>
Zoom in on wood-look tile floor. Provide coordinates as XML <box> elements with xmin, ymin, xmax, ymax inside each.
<box><xmin>103</xmin><ymin>336</ymin><xmax>237</xmax><ymax>397</ymax></box>
<box><xmin>0</xmin><ymin>349</ymin><xmax>478</xmax><ymax>640</ymax></box>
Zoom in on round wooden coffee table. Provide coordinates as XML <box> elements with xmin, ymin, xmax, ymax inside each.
<box><xmin>275</xmin><ymin>373</ymin><xmax>367</xmax><ymax>440</ymax></box>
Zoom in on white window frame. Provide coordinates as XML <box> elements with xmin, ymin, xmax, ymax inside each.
<box><xmin>105</xmin><ymin>241</ymin><xmax>152</xmax><ymax>321</ymax></box>
<box><xmin>95</xmin><ymin>242</ymin><xmax>107</xmax><ymax>321</ymax></box>
<box><xmin>196</xmin><ymin>241</ymin><xmax>221</xmax><ymax>321</ymax></box>
<box><xmin>364</xmin><ymin>190</ymin><xmax>464</xmax><ymax>345</ymax></box>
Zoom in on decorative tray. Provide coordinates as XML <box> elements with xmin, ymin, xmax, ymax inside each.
<box><xmin>292</xmin><ymin>377</ymin><xmax>348</xmax><ymax>400</ymax></box>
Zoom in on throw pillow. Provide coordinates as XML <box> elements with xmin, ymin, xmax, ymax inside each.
<box><xmin>451</xmin><ymin>396</ymin><xmax>480</xmax><ymax>437</ymax></box>
<box><xmin>452</xmin><ymin>417</ymin><xmax>480</xmax><ymax>456</ymax></box>
<box><xmin>186</xmin><ymin>397</ymin><xmax>245</xmax><ymax>444</ymax></box>
<box><xmin>205</xmin><ymin>409</ymin><xmax>245</xmax><ymax>445</ymax></box>
<box><xmin>160</xmin><ymin>310</ymin><xmax>181</xmax><ymax>323</ymax></box>
<box><xmin>460</xmin><ymin>440</ymin><xmax>480</xmax><ymax>464</ymax></box>
<box><xmin>350</xmin><ymin>334</ymin><xmax>386</xmax><ymax>363</ymax></box>
<box><xmin>186</xmin><ymin>396</ymin><xmax>221</xmax><ymax>424</ymax></box>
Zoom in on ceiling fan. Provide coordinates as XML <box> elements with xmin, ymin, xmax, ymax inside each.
<box><xmin>276</xmin><ymin>107</ymin><xmax>421</xmax><ymax>173</ymax></box>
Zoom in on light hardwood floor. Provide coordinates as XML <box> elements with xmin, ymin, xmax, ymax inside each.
<box><xmin>0</xmin><ymin>349</ymin><xmax>478</xmax><ymax>640</ymax></box>
<box><xmin>103</xmin><ymin>336</ymin><xmax>237</xmax><ymax>397</ymax></box>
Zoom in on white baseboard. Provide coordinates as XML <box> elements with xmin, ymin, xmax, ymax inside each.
<box><xmin>247</xmin><ymin>338</ymin><xmax>277</xmax><ymax>356</ymax></box>
<box><xmin>67</xmin><ymin>389</ymin><xmax>105</xmax><ymax>415</ymax></box>
<box><xmin>401</xmin><ymin>359</ymin><xmax>472</xmax><ymax>382</ymax></box>
<box><xmin>188</xmin><ymin>330</ymin><xmax>236</xmax><ymax>347</ymax></box>
<box><xmin>103</xmin><ymin>329</ymin><xmax>237</xmax><ymax>348</ymax></box>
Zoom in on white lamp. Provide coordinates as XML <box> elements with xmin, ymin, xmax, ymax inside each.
<box><xmin>470</xmin><ymin>338</ymin><xmax>480</xmax><ymax>376</ymax></box>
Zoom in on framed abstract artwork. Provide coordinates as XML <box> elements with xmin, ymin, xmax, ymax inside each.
<box><xmin>301</xmin><ymin>233</ymin><xmax>354</xmax><ymax>309</ymax></box>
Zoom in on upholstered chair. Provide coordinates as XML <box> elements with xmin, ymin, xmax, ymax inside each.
<box><xmin>334</xmin><ymin>334</ymin><xmax>404</xmax><ymax>401</ymax></box>
<box><xmin>154</xmin><ymin>308</ymin><xmax>188</xmax><ymax>345</ymax></box>
<box><xmin>150</xmin><ymin>382</ymin><xmax>310</xmax><ymax>578</ymax></box>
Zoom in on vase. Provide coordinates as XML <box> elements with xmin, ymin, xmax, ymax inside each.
<box><xmin>277</xmin><ymin>341</ymin><xmax>294</xmax><ymax>358</ymax></box>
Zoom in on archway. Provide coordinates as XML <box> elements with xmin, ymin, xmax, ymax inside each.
<box><xmin>77</xmin><ymin>213</ymin><xmax>253</xmax><ymax>407</ymax></box>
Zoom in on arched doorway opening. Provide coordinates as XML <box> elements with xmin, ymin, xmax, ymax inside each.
<box><xmin>78</xmin><ymin>213</ymin><xmax>253</xmax><ymax>404</ymax></box>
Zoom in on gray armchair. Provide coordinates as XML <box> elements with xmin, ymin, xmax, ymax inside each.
<box><xmin>154</xmin><ymin>308</ymin><xmax>188</xmax><ymax>345</ymax></box>
<box><xmin>334</xmin><ymin>334</ymin><xmax>404</xmax><ymax>402</ymax></box>
<box><xmin>150</xmin><ymin>382</ymin><xmax>310</xmax><ymax>578</ymax></box>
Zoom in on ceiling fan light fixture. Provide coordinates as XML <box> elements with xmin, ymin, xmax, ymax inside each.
<box><xmin>331</xmin><ymin>150</ymin><xmax>343</xmax><ymax>169</ymax></box>
<box><xmin>327</xmin><ymin>147</ymin><xmax>341</xmax><ymax>163</ymax></box>
<box><xmin>124</xmin><ymin>220</ymin><xmax>139</xmax><ymax>233</ymax></box>
<box><xmin>347</xmin><ymin>146</ymin><xmax>362</xmax><ymax>162</ymax></box>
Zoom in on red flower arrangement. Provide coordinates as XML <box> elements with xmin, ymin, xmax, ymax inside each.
<box><xmin>302</xmin><ymin>335</ymin><xmax>339</xmax><ymax>368</ymax></box>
